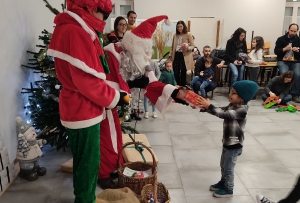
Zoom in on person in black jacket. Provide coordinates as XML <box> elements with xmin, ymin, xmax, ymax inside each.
<box><xmin>274</xmin><ymin>23</ymin><xmax>300</xmax><ymax>103</ymax></box>
<box><xmin>192</xmin><ymin>46</ymin><xmax>225</xmax><ymax>95</ymax></box>
<box><xmin>225</xmin><ymin>28</ymin><xmax>247</xmax><ymax>87</ymax></box>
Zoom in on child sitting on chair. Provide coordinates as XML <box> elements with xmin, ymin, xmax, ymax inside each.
<box><xmin>262</xmin><ymin>70</ymin><xmax>293</xmax><ymax>105</ymax></box>
<box><xmin>190</xmin><ymin>57</ymin><xmax>214</xmax><ymax>98</ymax></box>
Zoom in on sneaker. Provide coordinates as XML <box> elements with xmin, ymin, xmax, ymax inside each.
<box><xmin>144</xmin><ymin>112</ymin><xmax>149</xmax><ymax>119</ymax></box>
<box><xmin>256</xmin><ymin>193</ymin><xmax>277</xmax><ymax>203</ymax></box>
<box><xmin>293</xmin><ymin>96</ymin><xmax>300</xmax><ymax>103</ymax></box>
<box><xmin>210</xmin><ymin>182</ymin><xmax>224</xmax><ymax>191</ymax></box>
<box><xmin>152</xmin><ymin>112</ymin><xmax>157</xmax><ymax>118</ymax></box>
<box><xmin>213</xmin><ymin>189</ymin><xmax>233</xmax><ymax>198</ymax></box>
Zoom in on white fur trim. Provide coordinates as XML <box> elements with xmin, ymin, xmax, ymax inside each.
<box><xmin>65</xmin><ymin>10</ymin><xmax>96</xmax><ymax>41</ymax></box>
<box><xmin>61</xmin><ymin>114</ymin><xmax>104</xmax><ymax>129</ymax></box>
<box><xmin>104</xmin><ymin>43</ymin><xmax>121</xmax><ymax>63</ymax></box>
<box><xmin>107</xmin><ymin>89</ymin><xmax>120</xmax><ymax>109</ymax></box>
<box><xmin>147</xmin><ymin>71</ymin><xmax>158</xmax><ymax>83</ymax></box>
<box><xmin>47</xmin><ymin>49</ymin><xmax>106</xmax><ymax>80</ymax></box>
<box><xmin>106</xmin><ymin>110</ymin><xmax>118</xmax><ymax>153</ymax></box>
<box><xmin>121</xmin><ymin>31</ymin><xmax>153</xmax><ymax>74</ymax></box>
<box><xmin>165</xmin><ymin>19</ymin><xmax>172</xmax><ymax>26</ymax></box>
<box><xmin>155</xmin><ymin>84</ymin><xmax>176</xmax><ymax>114</ymax></box>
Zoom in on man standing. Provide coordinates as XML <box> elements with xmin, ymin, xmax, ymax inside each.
<box><xmin>274</xmin><ymin>23</ymin><xmax>300</xmax><ymax>103</ymax></box>
<box><xmin>126</xmin><ymin>10</ymin><xmax>137</xmax><ymax>31</ymax></box>
<box><xmin>192</xmin><ymin>45</ymin><xmax>224</xmax><ymax>95</ymax></box>
<box><xmin>47</xmin><ymin>0</ymin><xmax>128</xmax><ymax>202</ymax></box>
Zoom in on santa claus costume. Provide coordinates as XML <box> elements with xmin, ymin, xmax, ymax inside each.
<box><xmin>47</xmin><ymin>0</ymin><xmax>128</xmax><ymax>202</ymax></box>
<box><xmin>98</xmin><ymin>15</ymin><xmax>189</xmax><ymax>189</ymax></box>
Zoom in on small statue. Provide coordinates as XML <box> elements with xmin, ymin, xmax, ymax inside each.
<box><xmin>15</xmin><ymin>117</ymin><xmax>47</xmax><ymax>181</ymax></box>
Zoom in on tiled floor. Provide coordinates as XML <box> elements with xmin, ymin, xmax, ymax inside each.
<box><xmin>1</xmin><ymin>87</ymin><xmax>300</xmax><ymax>203</ymax></box>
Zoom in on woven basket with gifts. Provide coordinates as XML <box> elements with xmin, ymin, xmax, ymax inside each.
<box><xmin>118</xmin><ymin>142</ymin><xmax>157</xmax><ymax>195</ymax></box>
<box><xmin>141</xmin><ymin>182</ymin><xmax>170</xmax><ymax>203</ymax></box>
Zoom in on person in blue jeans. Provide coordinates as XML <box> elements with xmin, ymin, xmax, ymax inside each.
<box><xmin>198</xmin><ymin>80</ymin><xmax>258</xmax><ymax>198</ymax></box>
<box><xmin>225</xmin><ymin>28</ymin><xmax>247</xmax><ymax>87</ymax></box>
<box><xmin>190</xmin><ymin>57</ymin><xmax>214</xmax><ymax>97</ymax></box>
<box><xmin>274</xmin><ymin>23</ymin><xmax>300</xmax><ymax>103</ymax></box>
<box><xmin>262</xmin><ymin>71</ymin><xmax>293</xmax><ymax>105</ymax></box>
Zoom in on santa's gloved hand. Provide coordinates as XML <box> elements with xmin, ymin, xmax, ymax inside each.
<box><xmin>171</xmin><ymin>89</ymin><xmax>189</xmax><ymax>106</ymax></box>
<box><xmin>127</xmin><ymin>76</ymin><xmax>149</xmax><ymax>89</ymax></box>
<box><xmin>116</xmin><ymin>92</ymin><xmax>130</xmax><ymax>107</ymax></box>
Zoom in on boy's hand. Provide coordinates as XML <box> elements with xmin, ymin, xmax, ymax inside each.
<box><xmin>197</xmin><ymin>96</ymin><xmax>210</xmax><ymax>108</ymax></box>
<box><xmin>200</xmin><ymin>71</ymin><xmax>204</xmax><ymax>76</ymax></box>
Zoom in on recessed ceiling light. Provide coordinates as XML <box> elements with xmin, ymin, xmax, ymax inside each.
<box><xmin>293</xmin><ymin>0</ymin><xmax>297</xmax><ymax>1</ymax></box>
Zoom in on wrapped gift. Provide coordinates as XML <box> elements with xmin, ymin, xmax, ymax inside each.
<box><xmin>122</xmin><ymin>134</ymin><xmax>158</xmax><ymax>165</ymax></box>
<box><xmin>61</xmin><ymin>158</ymin><xmax>73</xmax><ymax>173</ymax></box>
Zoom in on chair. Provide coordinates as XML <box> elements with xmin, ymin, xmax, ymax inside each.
<box><xmin>263</xmin><ymin>42</ymin><xmax>271</xmax><ymax>56</ymax></box>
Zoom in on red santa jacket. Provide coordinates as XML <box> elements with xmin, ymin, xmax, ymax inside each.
<box><xmin>104</xmin><ymin>43</ymin><xmax>175</xmax><ymax>113</ymax></box>
<box><xmin>47</xmin><ymin>10</ymin><xmax>120</xmax><ymax>129</ymax></box>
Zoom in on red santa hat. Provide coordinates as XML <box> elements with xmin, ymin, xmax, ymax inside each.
<box><xmin>121</xmin><ymin>15</ymin><xmax>171</xmax><ymax>75</ymax></box>
<box><xmin>67</xmin><ymin>0</ymin><xmax>113</xmax><ymax>15</ymax></box>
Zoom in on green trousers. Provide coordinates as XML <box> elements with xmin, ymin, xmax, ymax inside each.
<box><xmin>67</xmin><ymin>124</ymin><xmax>100</xmax><ymax>203</ymax></box>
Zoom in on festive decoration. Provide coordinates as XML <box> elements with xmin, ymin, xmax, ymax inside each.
<box><xmin>15</xmin><ymin>117</ymin><xmax>47</xmax><ymax>181</ymax></box>
<box><xmin>21</xmin><ymin>2</ymin><xmax>68</xmax><ymax>151</ymax></box>
<box><xmin>152</xmin><ymin>22</ymin><xmax>173</xmax><ymax>59</ymax></box>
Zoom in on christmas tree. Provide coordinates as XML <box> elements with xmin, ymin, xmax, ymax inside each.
<box><xmin>21</xmin><ymin>0</ymin><xmax>137</xmax><ymax>151</ymax></box>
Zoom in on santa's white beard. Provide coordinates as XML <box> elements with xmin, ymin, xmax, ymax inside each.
<box><xmin>119</xmin><ymin>50</ymin><xmax>151</xmax><ymax>81</ymax></box>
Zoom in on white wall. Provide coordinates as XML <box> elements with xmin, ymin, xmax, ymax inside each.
<box><xmin>0</xmin><ymin>0</ymin><xmax>62</xmax><ymax>160</ymax></box>
<box><xmin>134</xmin><ymin>0</ymin><xmax>286</xmax><ymax>53</ymax></box>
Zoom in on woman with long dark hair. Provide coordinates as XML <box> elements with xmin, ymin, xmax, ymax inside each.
<box><xmin>108</xmin><ymin>16</ymin><xmax>127</xmax><ymax>43</ymax></box>
<box><xmin>169</xmin><ymin>20</ymin><xmax>194</xmax><ymax>86</ymax></box>
<box><xmin>225</xmin><ymin>27</ymin><xmax>247</xmax><ymax>86</ymax></box>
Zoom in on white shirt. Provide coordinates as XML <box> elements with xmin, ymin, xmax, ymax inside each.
<box><xmin>247</xmin><ymin>49</ymin><xmax>263</xmax><ymax>67</ymax></box>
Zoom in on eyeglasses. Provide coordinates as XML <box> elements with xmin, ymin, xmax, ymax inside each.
<box><xmin>118</xmin><ymin>23</ymin><xmax>127</xmax><ymax>27</ymax></box>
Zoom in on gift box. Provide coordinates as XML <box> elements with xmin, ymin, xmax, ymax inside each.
<box><xmin>122</xmin><ymin>134</ymin><xmax>158</xmax><ymax>165</ymax></box>
<box><xmin>0</xmin><ymin>147</ymin><xmax>9</xmax><ymax>171</ymax></box>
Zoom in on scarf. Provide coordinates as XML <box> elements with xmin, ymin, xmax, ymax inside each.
<box><xmin>70</xmin><ymin>5</ymin><xmax>110</xmax><ymax>73</ymax></box>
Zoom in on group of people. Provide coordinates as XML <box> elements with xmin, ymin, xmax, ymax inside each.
<box><xmin>43</xmin><ymin>0</ymin><xmax>300</xmax><ymax>202</ymax></box>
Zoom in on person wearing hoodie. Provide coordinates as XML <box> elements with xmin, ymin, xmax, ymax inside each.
<box><xmin>159</xmin><ymin>60</ymin><xmax>177</xmax><ymax>86</ymax></box>
<box><xmin>274</xmin><ymin>23</ymin><xmax>300</xmax><ymax>103</ymax></box>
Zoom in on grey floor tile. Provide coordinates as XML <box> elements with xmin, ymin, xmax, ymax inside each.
<box><xmin>271</xmin><ymin>149</ymin><xmax>300</xmax><ymax>167</ymax></box>
<box><xmin>174</xmin><ymin>149</ymin><xmax>221</xmax><ymax>169</ymax></box>
<box><xmin>168</xmin><ymin>123</ymin><xmax>209</xmax><ymax>135</ymax></box>
<box><xmin>235</xmin><ymin>163</ymin><xmax>296</xmax><ymax>188</ymax></box>
<box><xmin>197</xmin><ymin>112</ymin><xmax>221</xmax><ymax>122</ymax></box>
<box><xmin>245</xmin><ymin>122</ymin><xmax>286</xmax><ymax>135</ymax></box>
<box><xmin>278</xmin><ymin>120</ymin><xmax>300</xmax><ymax>131</ymax></box>
<box><xmin>265</xmin><ymin>112</ymin><xmax>300</xmax><ymax>121</ymax></box>
<box><xmin>48</xmin><ymin>199</ymin><xmax>74</xmax><ymax>203</ymax></box>
<box><xmin>164</xmin><ymin>112</ymin><xmax>200</xmax><ymax>123</ymax></box>
<box><xmin>246</xmin><ymin>114</ymin><xmax>273</xmax><ymax>123</ymax></box>
<box><xmin>178</xmin><ymin>167</ymin><xmax>249</xmax><ymax>197</ymax></box>
<box><xmin>168</xmin><ymin>189</ymin><xmax>187</xmax><ymax>203</ymax></box>
<box><xmin>143</xmin><ymin>131</ymin><xmax>172</xmax><ymax>146</ymax></box>
<box><xmin>0</xmin><ymin>191</ymin><xmax>52</xmax><ymax>203</ymax></box>
<box><xmin>186</xmin><ymin>196</ymin><xmax>256</xmax><ymax>203</ymax></box>
<box><xmin>238</xmin><ymin>145</ymin><xmax>280</xmax><ymax>164</ymax></box>
<box><xmin>171</xmin><ymin>134</ymin><xmax>217</xmax><ymax>150</ymax></box>
<box><xmin>252</xmin><ymin>133</ymin><xmax>300</xmax><ymax>149</ymax></box>
<box><xmin>151</xmin><ymin>145</ymin><xmax>175</xmax><ymax>164</ymax></box>
<box><xmin>157</xmin><ymin>163</ymin><xmax>182</xmax><ymax>189</ymax></box>
<box><xmin>288</xmin><ymin>168</ymin><xmax>300</xmax><ymax>176</ymax></box>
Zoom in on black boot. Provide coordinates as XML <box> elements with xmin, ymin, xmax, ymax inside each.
<box><xmin>34</xmin><ymin>166</ymin><xmax>47</xmax><ymax>176</ymax></box>
<box><xmin>97</xmin><ymin>177</ymin><xmax>116</xmax><ymax>189</ymax></box>
<box><xmin>19</xmin><ymin>169</ymin><xmax>38</xmax><ymax>181</ymax></box>
<box><xmin>130</xmin><ymin>112</ymin><xmax>141</xmax><ymax>120</ymax></box>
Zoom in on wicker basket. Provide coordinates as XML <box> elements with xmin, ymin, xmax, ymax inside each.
<box><xmin>118</xmin><ymin>142</ymin><xmax>157</xmax><ymax>195</ymax></box>
<box><xmin>141</xmin><ymin>182</ymin><xmax>170</xmax><ymax>203</ymax></box>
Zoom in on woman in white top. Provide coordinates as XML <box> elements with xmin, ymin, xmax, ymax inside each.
<box><xmin>247</xmin><ymin>36</ymin><xmax>264</xmax><ymax>100</ymax></box>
